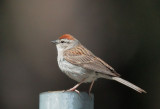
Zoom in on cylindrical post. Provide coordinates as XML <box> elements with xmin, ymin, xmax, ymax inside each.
<box><xmin>39</xmin><ymin>91</ymin><xmax>94</xmax><ymax>109</ymax></box>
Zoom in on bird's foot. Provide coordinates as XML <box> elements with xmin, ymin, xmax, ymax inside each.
<box><xmin>67</xmin><ymin>87</ymin><xmax>80</xmax><ymax>94</ymax></box>
<box><xmin>62</xmin><ymin>88</ymin><xmax>80</xmax><ymax>94</ymax></box>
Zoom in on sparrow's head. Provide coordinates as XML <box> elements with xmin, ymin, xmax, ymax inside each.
<box><xmin>52</xmin><ymin>34</ymin><xmax>79</xmax><ymax>51</ymax></box>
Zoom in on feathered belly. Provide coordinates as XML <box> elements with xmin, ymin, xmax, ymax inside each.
<box><xmin>58</xmin><ymin>58</ymin><xmax>97</xmax><ymax>82</ymax></box>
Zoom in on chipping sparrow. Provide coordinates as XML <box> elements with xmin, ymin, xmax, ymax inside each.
<box><xmin>52</xmin><ymin>34</ymin><xmax>146</xmax><ymax>94</ymax></box>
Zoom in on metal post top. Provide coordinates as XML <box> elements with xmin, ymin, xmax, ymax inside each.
<box><xmin>40</xmin><ymin>90</ymin><xmax>94</xmax><ymax>96</ymax></box>
<box><xmin>39</xmin><ymin>91</ymin><xmax>94</xmax><ymax>109</ymax></box>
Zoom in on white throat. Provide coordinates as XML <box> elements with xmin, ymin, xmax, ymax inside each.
<box><xmin>56</xmin><ymin>44</ymin><xmax>64</xmax><ymax>62</ymax></box>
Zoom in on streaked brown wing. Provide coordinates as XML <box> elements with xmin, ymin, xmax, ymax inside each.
<box><xmin>64</xmin><ymin>44</ymin><xmax>120</xmax><ymax>77</ymax></box>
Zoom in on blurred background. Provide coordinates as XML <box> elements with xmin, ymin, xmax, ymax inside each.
<box><xmin>1</xmin><ymin>0</ymin><xmax>160</xmax><ymax>109</ymax></box>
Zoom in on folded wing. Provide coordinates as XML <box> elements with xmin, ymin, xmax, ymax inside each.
<box><xmin>64</xmin><ymin>44</ymin><xmax>120</xmax><ymax>77</ymax></box>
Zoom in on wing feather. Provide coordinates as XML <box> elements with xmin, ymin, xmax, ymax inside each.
<box><xmin>64</xmin><ymin>44</ymin><xmax>120</xmax><ymax>77</ymax></box>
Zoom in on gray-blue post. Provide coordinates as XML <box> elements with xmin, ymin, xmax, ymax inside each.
<box><xmin>39</xmin><ymin>91</ymin><xmax>94</xmax><ymax>109</ymax></box>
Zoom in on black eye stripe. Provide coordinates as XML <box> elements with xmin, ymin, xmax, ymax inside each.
<box><xmin>61</xmin><ymin>41</ymin><xmax>65</xmax><ymax>43</ymax></box>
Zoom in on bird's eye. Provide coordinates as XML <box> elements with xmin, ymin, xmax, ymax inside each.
<box><xmin>61</xmin><ymin>41</ymin><xmax>65</xmax><ymax>43</ymax></box>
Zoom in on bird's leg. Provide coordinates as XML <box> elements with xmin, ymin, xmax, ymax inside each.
<box><xmin>67</xmin><ymin>78</ymin><xmax>86</xmax><ymax>93</ymax></box>
<box><xmin>89</xmin><ymin>80</ymin><xmax>95</xmax><ymax>95</ymax></box>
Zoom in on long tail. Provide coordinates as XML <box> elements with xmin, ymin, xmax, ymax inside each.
<box><xmin>112</xmin><ymin>77</ymin><xmax>146</xmax><ymax>93</ymax></box>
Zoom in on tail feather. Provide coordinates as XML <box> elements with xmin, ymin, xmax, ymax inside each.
<box><xmin>112</xmin><ymin>77</ymin><xmax>146</xmax><ymax>93</ymax></box>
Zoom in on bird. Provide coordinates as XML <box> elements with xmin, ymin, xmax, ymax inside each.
<box><xmin>51</xmin><ymin>34</ymin><xmax>146</xmax><ymax>94</ymax></box>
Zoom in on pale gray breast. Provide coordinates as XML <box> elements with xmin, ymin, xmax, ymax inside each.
<box><xmin>57</xmin><ymin>49</ymin><xmax>98</xmax><ymax>82</ymax></box>
<box><xmin>57</xmin><ymin>55</ymin><xmax>91</xmax><ymax>82</ymax></box>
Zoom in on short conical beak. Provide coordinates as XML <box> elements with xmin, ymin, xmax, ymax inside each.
<box><xmin>51</xmin><ymin>40</ymin><xmax>58</xmax><ymax>44</ymax></box>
